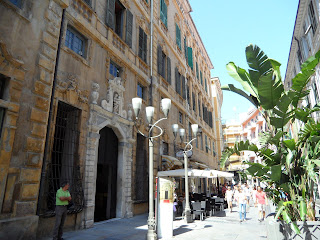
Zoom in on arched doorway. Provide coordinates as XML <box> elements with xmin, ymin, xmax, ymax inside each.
<box><xmin>94</xmin><ymin>127</ymin><xmax>118</xmax><ymax>222</ymax></box>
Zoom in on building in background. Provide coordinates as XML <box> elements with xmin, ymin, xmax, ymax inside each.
<box><xmin>210</xmin><ymin>77</ymin><xmax>223</xmax><ymax>170</ymax></box>
<box><xmin>284</xmin><ymin>0</ymin><xmax>320</xmax><ymax>138</ymax></box>
<box><xmin>0</xmin><ymin>0</ymin><xmax>220</xmax><ymax>238</ymax></box>
<box><xmin>222</xmin><ymin>122</ymin><xmax>242</xmax><ymax>171</ymax></box>
<box><xmin>239</xmin><ymin>107</ymin><xmax>266</xmax><ymax>165</ymax></box>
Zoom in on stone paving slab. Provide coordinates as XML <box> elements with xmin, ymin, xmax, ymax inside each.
<box><xmin>42</xmin><ymin>204</ymin><xmax>267</xmax><ymax>240</ymax></box>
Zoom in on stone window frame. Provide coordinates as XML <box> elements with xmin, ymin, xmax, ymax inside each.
<box><xmin>0</xmin><ymin>0</ymin><xmax>33</xmax><ymax>21</ymax></box>
<box><xmin>65</xmin><ymin>27</ymin><xmax>87</xmax><ymax>58</ymax></box>
<box><xmin>61</xmin><ymin>17</ymin><xmax>93</xmax><ymax>67</ymax></box>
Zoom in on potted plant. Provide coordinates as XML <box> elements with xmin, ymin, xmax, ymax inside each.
<box><xmin>220</xmin><ymin>44</ymin><xmax>320</xmax><ymax>239</ymax></box>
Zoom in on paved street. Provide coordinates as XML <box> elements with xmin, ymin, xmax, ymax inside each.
<box><xmin>43</xmin><ymin>204</ymin><xmax>267</xmax><ymax>240</ymax></box>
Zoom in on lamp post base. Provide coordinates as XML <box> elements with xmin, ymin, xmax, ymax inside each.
<box><xmin>146</xmin><ymin>229</ymin><xmax>157</xmax><ymax>240</ymax></box>
<box><xmin>184</xmin><ymin>209</ymin><xmax>193</xmax><ymax>223</ymax></box>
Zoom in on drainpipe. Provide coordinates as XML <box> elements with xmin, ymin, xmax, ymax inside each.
<box><xmin>37</xmin><ymin>9</ymin><xmax>65</xmax><ymax>215</ymax></box>
<box><xmin>149</xmin><ymin>0</ymin><xmax>154</xmax><ymax>106</ymax></box>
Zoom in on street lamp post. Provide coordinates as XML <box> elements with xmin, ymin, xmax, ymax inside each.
<box><xmin>172</xmin><ymin>123</ymin><xmax>199</xmax><ymax>223</ymax></box>
<box><xmin>132</xmin><ymin>97</ymin><xmax>171</xmax><ymax>240</ymax></box>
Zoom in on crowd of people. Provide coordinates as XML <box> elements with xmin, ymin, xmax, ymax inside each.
<box><xmin>222</xmin><ymin>182</ymin><xmax>267</xmax><ymax>222</ymax></box>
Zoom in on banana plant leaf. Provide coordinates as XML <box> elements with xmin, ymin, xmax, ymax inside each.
<box><xmin>221</xmin><ymin>84</ymin><xmax>259</xmax><ymax>107</ymax></box>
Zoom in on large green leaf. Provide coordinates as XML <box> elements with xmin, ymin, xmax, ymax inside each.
<box><xmin>258</xmin><ymin>71</ymin><xmax>284</xmax><ymax>110</ymax></box>
<box><xmin>285</xmin><ymin>149</ymin><xmax>294</xmax><ymax>167</ymax></box>
<box><xmin>291</xmin><ymin>68</ymin><xmax>315</xmax><ymax>107</ymax></box>
<box><xmin>283</xmin><ymin>139</ymin><xmax>296</xmax><ymax>151</ymax></box>
<box><xmin>300</xmin><ymin>49</ymin><xmax>320</xmax><ymax>70</ymax></box>
<box><xmin>226</xmin><ymin>62</ymin><xmax>258</xmax><ymax>97</ymax></box>
<box><xmin>221</xmin><ymin>84</ymin><xmax>259</xmax><ymax>107</ymax></box>
<box><xmin>271</xmin><ymin>164</ymin><xmax>282</xmax><ymax>182</ymax></box>
<box><xmin>246</xmin><ymin>44</ymin><xmax>272</xmax><ymax>88</ymax></box>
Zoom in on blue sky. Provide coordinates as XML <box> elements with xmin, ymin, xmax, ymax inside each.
<box><xmin>189</xmin><ymin>0</ymin><xmax>299</xmax><ymax>123</ymax></box>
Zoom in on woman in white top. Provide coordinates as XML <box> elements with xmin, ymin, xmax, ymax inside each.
<box><xmin>233</xmin><ymin>186</ymin><xmax>240</xmax><ymax>207</ymax></box>
<box><xmin>237</xmin><ymin>188</ymin><xmax>247</xmax><ymax>222</ymax></box>
<box><xmin>225</xmin><ymin>186</ymin><xmax>234</xmax><ymax>213</ymax></box>
<box><xmin>252</xmin><ymin>186</ymin><xmax>257</xmax><ymax>207</ymax></box>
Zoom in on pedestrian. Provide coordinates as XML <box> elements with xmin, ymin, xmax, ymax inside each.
<box><xmin>252</xmin><ymin>186</ymin><xmax>257</xmax><ymax>207</ymax></box>
<box><xmin>237</xmin><ymin>188</ymin><xmax>247</xmax><ymax>222</ymax></box>
<box><xmin>233</xmin><ymin>186</ymin><xmax>240</xmax><ymax>207</ymax></box>
<box><xmin>244</xmin><ymin>184</ymin><xmax>251</xmax><ymax>205</ymax></box>
<box><xmin>256</xmin><ymin>186</ymin><xmax>267</xmax><ymax>222</ymax></box>
<box><xmin>53</xmin><ymin>181</ymin><xmax>72</xmax><ymax>240</ymax></box>
<box><xmin>225</xmin><ymin>186</ymin><xmax>234</xmax><ymax>213</ymax></box>
<box><xmin>222</xmin><ymin>183</ymin><xmax>227</xmax><ymax>197</ymax></box>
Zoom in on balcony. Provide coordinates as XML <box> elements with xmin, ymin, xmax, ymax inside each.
<box><xmin>112</xmin><ymin>32</ymin><xmax>126</xmax><ymax>54</ymax></box>
<box><xmin>71</xmin><ymin>0</ymin><xmax>94</xmax><ymax>23</ymax></box>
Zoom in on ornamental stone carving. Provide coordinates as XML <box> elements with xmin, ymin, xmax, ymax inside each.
<box><xmin>91</xmin><ymin>82</ymin><xmax>100</xmax><ymax>104</ymax></box>
<box><xmin>101</xmin><ymin>77</ymin><xmax>127</xmax><ymax>118</ymax></box>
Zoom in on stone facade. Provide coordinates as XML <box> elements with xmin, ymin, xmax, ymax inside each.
<box><xmin>0</xmin><ymin>0</ymin><xmax>222</xmax><ymax>238</ymax></box>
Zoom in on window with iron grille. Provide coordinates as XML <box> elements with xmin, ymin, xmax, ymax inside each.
<box><xmin>65</xmin><ymin>27</ymin><xmax>86</xmax><ymax>57</ymax></box>
<box><xmin>39</xmin><ymin>102</ymin><xmax>84</xmax><ymax>216</ymax></box>
<box><xmin>135</xmin><ymin>134</ymin><xmax>148</xmax><ymax>201</ymax></box>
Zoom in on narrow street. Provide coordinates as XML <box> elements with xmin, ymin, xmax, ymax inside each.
<box><xmin>42</xmin><ymin>204</ymin><xmax>267</xmax><ymax>240</ymax></box>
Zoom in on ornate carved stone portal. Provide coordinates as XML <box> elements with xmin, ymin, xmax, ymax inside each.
<box><xmin>101</xmin><ymin>77</ymin><xmax>127</xmax><ymax>119</ymax></box>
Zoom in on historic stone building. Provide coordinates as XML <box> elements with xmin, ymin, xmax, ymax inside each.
<box><xmin>0</xmin><ymin>0</ymin><xmax>220</xmax><ymax>238</ymax></box>
<box><xmin>284</xmin><ymin>0</ymin><xmax>320</xmax><ymax>137</ymax></box>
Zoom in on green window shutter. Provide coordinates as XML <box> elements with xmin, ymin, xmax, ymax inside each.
<box><xmin>167</xmin><ymin>57</ymin><xmax>171</xmax><ymax>84</ymax></box>
<box><xmin>196</xmin><ymin>62</ymin><xmax>199</xmax><ymax>79</ymax></box>
<box><xmin>175</xmin><ymin>67</ymin><xmax>179</xmax><ymax>94</ymax></box>
<box><xmin>192</xmin><ymin>92</ymin><xmax>195</xmax><ymax>111</ymax></box>
<box><xmin>200</xmin><ymin>71</ymin><xmax>203</xmax><ymax>85</ymax></box>
<box><xmin>184</xmin><ymin>37</ymin><xmax>187</xmax><ymax>60</ymax></box>
<box><xmin>160</xmin><ymin>0</ymin><xmax>167</xmax><ymax>27</ymax></box>
<box><xmin>106</xmin><ymin>0</ymin><xmax>115</xmax><ymax>29</ymax></box>
<box><xmin>158</xmin><ymin>45</ymin><xmax>162</xmax><ymax>75</ymax></box>
<box><xmin>205</xmin><ymin>78</ymin><xmax>207</xmax><ymax>92</ymax></box>
<box><xmin>125</xmin><ymin>10</ymin><xmax>133</xmax><ymax>48</ymax></box>
<box><xmin>138</xmin><ymin>28</ymin><xmax>143</xmax><ymax>59</ymax></box>
<box><xmin>176</xmin><ymin>24</ymin><xmax>181</xmax><ymax>49</ymax></box>
<box><xmin>187</xmin><ymin>47</ymin><xmax>193</xmax><ymax>70</ymax></box>
<box><xmin>182</xmin><ymin>76</ymin><xmax>186</xmax><ymax>99</ymax></box>
<box><xmin>143</xmin><ymin>31</ymin><xmax>147</xmax><ymax>62</ymax></box>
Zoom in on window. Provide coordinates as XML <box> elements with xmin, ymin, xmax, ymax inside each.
<box><xmin>109</xmin><ymin>62</ymin><xmax>121</xmax><ymax>78</ymax></box>
<box><xmin>187</xmin><ymin>47</ymin><xmax>193</xmax><ymax>70</ymax></box>
<box><xmin>135</xmin><ymin>134</ymin><xmax>148</xmax><ymax>201</ymax></box>
<box><xmin>0</xmin><ymin>107</ymin><xmax>4</xmax><ymax>140</ymax></box>
<box><xmin>175</xmin><ymin>68</ymin><xmax>185</xmax><ymax>98</ymax></box>
<box><xmin>212</xmin><ymin>141</ymin><xmax>216</xmax><ymax>157</ymax></box>
<box><xmin>192</xmin><ymin>92</ymin><xmax>196</xmax><ymax>111</ymax></box>
<box><xmin>176</xmin><ymin>24</ymin><xmax>181</xmax><ymax>50</ymax></box>
<box><xmin>137</xmin><ymin>83</ymin><xmax>146</xmax><ymax>100</ymax></box>
<box><xmin>40</xmin><ymin>102</ymin><xmax>83</xmax><ymax>214</ymax></box>
<box><xmin>157</xmin><ymin>45</ymin><xmax>171</xmax><ymax>84</ymax></box>
<box><xmin>200</xmin><ymin>71</ymin><xmax>203</xmax><ymax>85</ymax></box>
<box><xmin>312</xmin><ymin>82</ymin><xmax>319</xmax><ymax>102</ymax></box>
<box><xmin>198</xmin><ymin>97</ymin><xmax>201</xmax><ymax>116</ymax></box>
<box><xmin>205</xmin><ymin>78</ymin><xmax>208</xmax><ymax>92</ymax></box>
<box><xmin>308</xmin><ymin>1</ymin><xmax>318</xmax><ymax>35</ymax></box>
<box><xmin>196</xmin><ymin>62</ymin><xmax>199</xmax><ymax>80</ymax></box>
<box><xmin>9</xmin><ymin>0</ymin><xmax>22</xmax><ymax>8</ymax></box>
<box><xmin>160</xmin><ymin>0</ymin><xmax>168</xmax><ymax>27</ymax></box>
<box><xmin>188</xmin><ymin>122</ymin><xmax>192</xmax><ymax>141</ymax></box>
<box><xmin>106</xmin><ymin>0</ymin><xmax>133</xmax><ymax>47</ymax></box>
<box><xmin>205</xmin><ymin>135</ymin><xmax>208</xmax><ymax>153</ymax></box>
<box><xmin>83</xmin><ymin>0</ymin><xmax>91</xmax><ymax>5</ymax></box>
<box><xmin>65</xmin><ymin>27</ymin><xmax>86</xmax><ymax>57</ymax></box>
<box><xmin>179</xmin><ymin>112</ymin><xmax>183</xmax><ymax>124</ymax></box>
<box><xmin>0</xmin><ymin>75</ymin><xmax>7</xmax><ymax>99</ymax></box>
<box><xmin>138</xmin><ymin>27</ymin><xmax>147</xmax><ymax>63</ymax></box>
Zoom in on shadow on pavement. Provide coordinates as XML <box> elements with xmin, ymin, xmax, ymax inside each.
<box><xmin>213</xmin><ymin>211</ymin><xmax>226</xmax><ymax>217</ymax></box>
<box><xmin>173</xmin><ymin>224</ymin><xmax>193</xmax><ymax>236</ymax></box>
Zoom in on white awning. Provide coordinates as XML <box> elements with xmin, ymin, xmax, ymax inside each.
<box><xmin>157</xmin><ymin>169</ymin><xmax>233</xmax><ymax>179</ymax></box>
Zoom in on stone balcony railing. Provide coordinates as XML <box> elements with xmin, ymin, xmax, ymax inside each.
<box><xmin>138</xmin><ymin>58</ymin><xmax>148</xmax><ymax>76</ymax></box>
<box><xmin>112</xmin><ymin>32</ymin><xmax>126</xmax><ymax>54</ymax></box>
<box><xmin>71</xmin><ymin>0</ymin><xmax>94</xmax><ymax>23</ymax></box>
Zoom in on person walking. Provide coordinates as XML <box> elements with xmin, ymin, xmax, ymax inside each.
<box><xmin>233</xmin><ymin>186</ymin><xmax>240</xmax><ymax>207</ymax></box>
<box><xmin>244</xmin><ymin>184</ymin><xmax>251</xmax><ymax>205</ymax></box>
<box><xmin>256</xmin><ymin>186</ymin><xmax>267</xmax><ymax>221</ymax></box>
<box><xmin>53</xmin><ymin>181</ymin><xmax>72</xmax><ymax>240</ymax></box>
<box><xmin>237</xmin><ymin>188</ymin><xmax>247</xmax><ymax>222</ymax></box>
<box><xmin>225</xmin><ymin>186</ymin><xmax>234</xmax><ymax>213</ymax></box>
<box><xmin>252</xmin><ymin>186</ymin><xmax>257</xmax><ymax>207</ymax></box>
